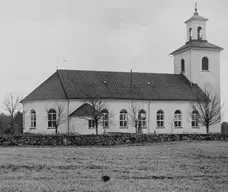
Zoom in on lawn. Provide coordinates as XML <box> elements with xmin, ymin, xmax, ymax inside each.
<box><xmin>0</xmin><ymin>141</ymin><xmax>228</xmax><ymax>192</ymax></box>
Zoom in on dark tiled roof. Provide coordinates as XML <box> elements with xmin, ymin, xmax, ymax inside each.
<box><xmin>69</xmin><ymin>103</ymin><xmax>97</xmax><ymax>117</ymax></box>
<box><xmin>170</xmin><ymin>40</ymin><xmax>223</xmax><ymax>55</ymax></box>
<box><xmin>22</xmin><ymin>69</ymin><xmax>207</xmax><ymax>102</ymax></box>
<box><xmin>22</xmin><ymin>72</ymin><xmax>67</xmax><ymax>102</ymax></box>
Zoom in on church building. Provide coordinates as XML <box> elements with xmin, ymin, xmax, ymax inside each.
<box><xmin>22</xmin><ymin>7</ymin><xmax>223</xmax><ymax>134</ymax></box>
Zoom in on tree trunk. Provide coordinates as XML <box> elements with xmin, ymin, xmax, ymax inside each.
<box><xmin>55</xmin><ymin>126</ymin><xmax>58</xmax><ymax>135</ymax></box>
<box><xmin>95</xmin><ymin>123</ymin><xmax>98</xmax><ymax>135</ymax></box>
<box><xmin>11</xmin><ymin>118</ymin><xmax>14</xmax><ymax>134</ymax></box>
<box><xmin>206</xmin><ymin>125</ymin><xmax>209</xmax><ymax>134</ymax></box>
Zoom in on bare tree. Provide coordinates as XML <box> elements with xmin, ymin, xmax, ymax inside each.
<box><xmin>80</xmin><ymin>95</ymin><xmax>114</xmax><ymax>135</ymax></box>
<box><xmin>3</xmin><ymin>93</ymin><xmax>22</xmax><ymax>134</ymax></box>
<box><xmin>189</xmin><ymin>85</ymin><xmax>221</xmax><ymax>134</ymax></box>
<box><xmin>128</xmin><ymin>102</ymin><xmax>145</xmax><ymax>134</ymax></box>
<box><xmin>45</xmin><ymin>101</ymin><xmax>67</xmax><ymax>135</ymax></box>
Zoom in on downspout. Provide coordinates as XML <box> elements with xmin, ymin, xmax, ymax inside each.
<box><xmin>148</xmin><ymin>101</ymin><xmax>151</xmax><ymax>134</ymax></box>
<box><xmin>189</xmin><ymin>49</ymin><xmax>192</xmax><ymax>86</ymax></box>
<box><xmin>56</xmin><ymin>70</ymin><xmax>70</xmax><ymax>134</ymax></box>
<box><xmin>67</xmin><ymin>100</ymin><xmax>70</xmax><ymax>134</ymax></box>
<box><xmin>168</xmin><ymin>54</ymin><xmax>175</xmax><ymax>73</ymax></box>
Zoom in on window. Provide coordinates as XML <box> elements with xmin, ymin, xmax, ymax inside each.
<box><xmin>138</xmin><ymin>109</ymin><xmax>146</xmax><ymax>128</ymax></box>
<box><xmin>192</xmin><ymin>110</ymin><xmax>199</xmax><ymax>128</ymax></box>
<box><xmin>197</xmin><ymin>26</ymin><xmax>203</xmax><ymax>40</ymax></box>
<box><xmin>181</xmin><ymin>59</ymin><xmax>185</xmax><ymax>73</ymax></box>
<box><xmin>101</xmin><ymin>109</ymin><xmax>109</xmax><ymax>128</ymax></box>
<box><xmin>174</xmin><ymin>110</ymin><xmax>182</xmax><ymax>128</ymax></box>
<box><xmin>202</xmin><ymin>57</ymin><xmax>209</xmax><ymax>71</ymax></box>
<box><xmin>88</xmin><ymin>119</ymin><xmax>95</xmax><ymax>128</ymax></box>
<box><xmin>48</xmin><ymin>108</ymin><xmax>56</xmax><ymax>128</ymax></box>
<box><xmin>120</xmin><ymin>109</ymin><xmax>128</xmax><ymax>128</ymax></box>
<box><xmin>189</xmin><ymin>28</ymin><xmax>192</xmax><ymax>40</ymax></box>
<box><xmin>157</xmin><ymin>110</ymin><xmax>164</xmax><ymax>128</ymax></box>
<box><xmin>30</xmin><ymin>109</ymin><xmax>36</xmax><ymax>128</ymax></box>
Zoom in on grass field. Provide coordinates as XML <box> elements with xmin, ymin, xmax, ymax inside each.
<box><xmin>0</xmin><ymin>141</ymin><xmax>228</xmax><ymax>192</ymax></box>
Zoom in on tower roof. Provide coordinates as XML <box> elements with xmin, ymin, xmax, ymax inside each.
<box><xmin>170</xmin><ymin>40</ymin><xmax>223</xmax><ymax>56</ymax></box>
<box><xmin>184</xmin><ymin>14</ymin><xmax>208</xmax><ymax>24</ymax></box>
<box><xmin>184</xmin><ymin>3</ymin><xmax>208</xmax><ymax>23</ymax></box>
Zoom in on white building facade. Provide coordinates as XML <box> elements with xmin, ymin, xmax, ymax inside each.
<box><xmin>23</xmin><ymin>99</ymin><xmax>208</xmax><ymax>134</ymax></box>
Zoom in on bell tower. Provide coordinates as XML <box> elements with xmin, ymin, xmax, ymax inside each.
<box><xmin>185</xmin><ymin>3</ymin><xmax>208</xmax><ymax>42</ymax></box>
<box><xmin>170</xmin><ymin>4</ymin><xmax>223</xmax><ymax>101</ymax></box>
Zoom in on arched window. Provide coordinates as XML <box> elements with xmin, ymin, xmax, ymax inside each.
<box><xmin>157</xmin><ymin>110</ymin><xmax>164</xmax><ymax>128</ymax></box>
<box><xmin>120</xmin><ymin>109</ymin><xmax>128</xmax><ymax>128</ymax></box>
<box><xmin>202</xmin><ymin>57</ymin><xmax>209</xmax><ymax>71</ymax></box>
<box><xmin>192</xmin><ymin>110</ymin><xmax>199</xmax><ymax>128</ymax></box>
<box><xmin>174</xmin><ymin>110</ymin><xmax>182</xmax><ymax>128</ymax></box>
<box><xmin>138</xmin><ymin>109</ymin><xmax>146</xmax><ymax>128</ymax></box>
<box><xmin>30</xmin><ymin>109</ymin><xmax>36</xmax><ymax>128</ymax></box>
<box><xmin>101</xmin><ymin>109</ymin><xmax>109</xmax><ymax>128</ymax></box>
<box><xmin>189</xmin><ymin>28</ymin><xmax>192</xmax><ymax>40</ymax></box>
<box><xmin>181</xmin><ymin>59</ymin><xmax>185</xmax><ymax>73</ymax></box>
<box><xmin>48</xmin><ymin>108</ymin><xmax>56</xmax><ymax>128</ymax></box>
<box><xmin>197</xmin><ymin>26</ymin><xmax>203</xmax><ymax>40</ymax></box>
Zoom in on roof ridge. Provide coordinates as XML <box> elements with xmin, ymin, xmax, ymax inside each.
<box><xmin>57</xmin><ymin>69</ymin><xmax>176</xmax><ymax>76</ymax></box>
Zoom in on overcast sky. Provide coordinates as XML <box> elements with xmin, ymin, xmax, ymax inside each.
<box><xmin>0</xmin><ymin>0</ymin><xmax>228</xmax><ymax>119</ymax></box>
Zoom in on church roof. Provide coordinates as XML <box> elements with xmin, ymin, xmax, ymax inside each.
<box><xmin>69</xmin><ymin>103</ymin><xmax>98</xmax><ymax>117</ymax></box>
<box><xmin>22</xmin><ymin>69</ymin><xmax>207</xmax><ymax>102</ymax></box>
<box><xmin>170</xmin><ymin>40</ymin><xmax>223</xmax><ymax>56</ymax></box>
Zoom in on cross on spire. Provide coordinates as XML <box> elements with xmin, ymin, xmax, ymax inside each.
<box><xmin>194</xmin><ymin>1</ymin><xmax>199</xmax><ymax>15</ymax></box>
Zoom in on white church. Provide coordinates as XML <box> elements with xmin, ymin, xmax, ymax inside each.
<box><xmin>22</xmin><ymin>7</ymin><xmax>223</xmax><ymax>134</ymax></box>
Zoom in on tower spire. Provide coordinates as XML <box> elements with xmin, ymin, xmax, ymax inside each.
<box><xmin>194</xmin><ymin>1</ymin><xmax>198</xmax><ymax>15</ymax></box>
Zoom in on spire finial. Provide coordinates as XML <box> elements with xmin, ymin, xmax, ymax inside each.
<box><xmin>194</xmin><ymin>1</ymin><xmax>199</xmax><ymax>15</ymax></box>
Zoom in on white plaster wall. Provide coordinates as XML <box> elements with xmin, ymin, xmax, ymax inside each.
<box><xmin>190</xmin><ymin>49</ymin><xmax>221</xmax><ymax>98</ymax></box>
<box><xmin>23</xmin><ymin>100</ymin><xmax>68</xmax><ymax>134</ymax></box>
<box><xmin>69</xmin><ymin>117</ymin><xmax>100</xmax><ymax>134</ymax></box>
<box><xmin>174</xmin><ymin>49</ymin><xmax>221</xmax><ymax>97</ymax></box>
<box><xmin>148</xmin><ymin>100</ymin><xmax>207</xmax><ymax>134</ymax></box>
<box><xmin>23</xmin><ymin>99</ymin><xmax>210</xmax><ymax>134</ymax></box>
<box><xmin>174</xmin><ymin>51</ymin><xmax>191</xmax><ymax>80</ymax></box>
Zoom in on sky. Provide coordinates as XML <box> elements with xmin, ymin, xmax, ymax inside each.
<box><xmin>0</xmin><ymin>0</ymin><xmax>228</xmax><ymax>119</ymax></box>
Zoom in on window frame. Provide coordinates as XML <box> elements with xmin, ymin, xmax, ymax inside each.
<box><xmin>156</xmin><ymin>110</ymin><xmax>164</xmax><ymax>128</ymax></box>
<box><xmin>174</xmin><ymin>110</ymin><xmax>182</xmax><ymax>128</ymax></box>
<box><xmin>138</xmin><ymin>109</ymin><xmax>147</xmax><ymax>129</ymax></box>
<box><xmin>197</xmin><ymin>26</ymin><xmax>203</xmax><ymax>40</ymax></box>
<box><xmin>181</xmin><ymin>59</ymin><xmax>185</xmax><ymax>73</ymax></box>
<box><xmin>101</xmin><ymin>109</ymin><xmax>109</xmax><ymax>128</ymax></box>
<box><xmin>189</xmin><ymin>28</ymin><xmax>192</xmax><ymax>41</ymax></box>
<box><xmin>202</xmin><ymin>57</ymin><xmax>209</xmax><ymax>71</ymax></box>
<box><xmin>192</xmin><ymin>110</ymin><xmax>199</xmax><ymax>128</ymax></box>
<box><xmin>119</xmin><ymin>109</ymin><xmax>128</xmax><ymax>128</ymax></box>
<box><xmin>88</xmin><ymin>119</ymin><xmax>95</xmax><ymax>129</ymax></box>
<box><xmin>30</xmin><ymin>109</ymin><xmax>36</xmax><ymax>129</ymax></box>
<box><xmin>48</xmin><ymin>108</ymin><xmax>56</xmax><ymax>128</ymax></box>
